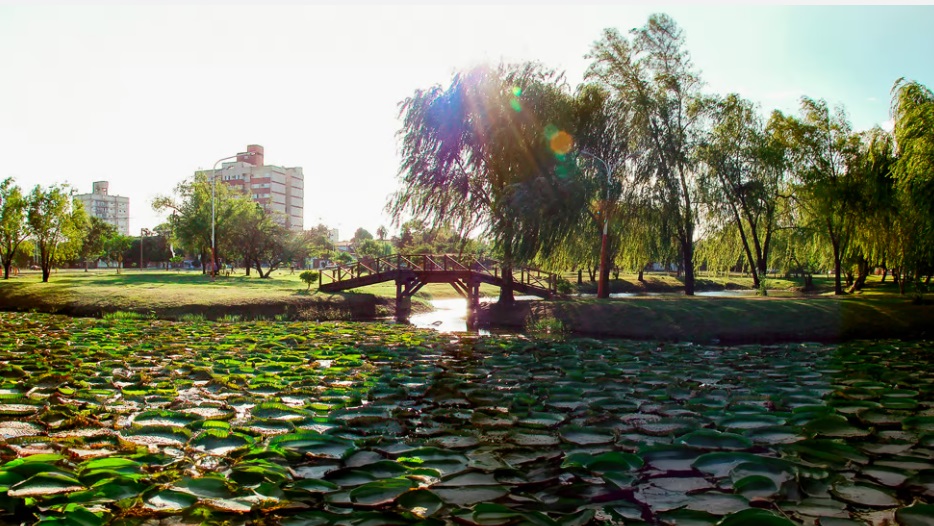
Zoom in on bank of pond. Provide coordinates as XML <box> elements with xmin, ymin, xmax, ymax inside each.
<box><xmin>0</xmin><ymin>312</ymin><xmax>932</xmax><ymax>525</ymax></box>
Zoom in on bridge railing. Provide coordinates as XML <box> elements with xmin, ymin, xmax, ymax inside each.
<box><xmin>319</xmin><ymin>253</ymin><xmax>558</xmax><ymax>293</ymax></box>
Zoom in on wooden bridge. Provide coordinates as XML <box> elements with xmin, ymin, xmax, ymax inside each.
<box><xmin>318</xmin><ymin>254</ymin><xmax>559</xmax><ymax>319</ymax></box>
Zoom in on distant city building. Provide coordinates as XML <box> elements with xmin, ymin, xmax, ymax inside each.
<box><xmin>75</xmin><ymin>181</ymin><xmax>130</xmax><ymax>235</ymax></box>
<box><xmin>197</xmin><ymin>145</ymin><xmax>304</xmax><ymax>231</ymax></box>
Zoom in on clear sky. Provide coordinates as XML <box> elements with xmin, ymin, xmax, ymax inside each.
<box><xmin>2</xmin><ymin>2</ymin><xmax>933</xmax><ymax>239</ymax></box>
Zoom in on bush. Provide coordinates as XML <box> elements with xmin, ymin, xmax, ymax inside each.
<box><xmin>299</xmin><ymin>270</ymin><xmax>320</xmax><ymax>291</ymax></box>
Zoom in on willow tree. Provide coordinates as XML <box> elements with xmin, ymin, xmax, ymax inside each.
<box><xmin>698</xmin><ymin>95</ymin><xmax>787</xmax><ymax>288</ymax></box>
<box><xmin>846</xmin><ymin>128</ymin><xmax>898</xmax><ymax>291</ymax></box>
<box><xmin>388</xmin><ymin>62</ymin><xmax>580</xmax><ymax>303</ymax></box>
<box><xmin>587</xmin><ymin>14</ymin><xmax>708</xmax><ymax>295</ymax></box>
<box><xmin>891</xmin><ymin>79</ymin><xmax>934</xmax><ymax>288</ymax></box>
<box><xmin>774</xmin><ymin>99</ymin><xmax>860</xmax><ymax>295</ymax></box>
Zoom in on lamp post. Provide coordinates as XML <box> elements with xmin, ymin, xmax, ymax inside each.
<box><xmin>140</xmin><ymin>228</ymin><xmax>152</xmax><ymax>271</ymax></box>
<box><xmin>578</xmin><ymin>150</ymin><xmax>614</xmax><ymax>299</ymax></box>
<box><xmin>210</xmin><ymin>151</ymin><xmax>255</xmax><ymax>280</ymax></box>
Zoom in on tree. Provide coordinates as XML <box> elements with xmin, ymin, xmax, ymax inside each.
<box><xmin>352</xmin><ymin>228</ymin><xmax>373</xmax><ymax>247</ymax></box>
<box><xmin>0</xmin><ymin>178</ymin><xmax>28</xmax><ymax>279</ymax></box>
<box><xmin>376</xmin><ymin>225</ymin><xmax>388</xmax><ymax>241</ymax></box>
<box><xmin>776</xmin><ymin>98</ymin><xmax>860</xmax><ymax>295</ymax></box>
<box><xmin>303</xmin><ymin>223</ymin><xmax>335</xmax><ymax>260</ymax></box>
<box><xmin>228</xmin><ymin>204</ymin><xmax>303</xmax><ymax>278</ymax></box>
<box><xmin>153</xmin><ymin>174</ymin><xmax>252</xmax><ymax>274</ymax></box>
<box><xmin>565</xmin><ymin>83</ymin><xmax>638</xmax><ymax>295</ymax></box>
<box><xmin>389</xmin><ymin>62</ymin><xmax>579</xmax><ymax>303</ymax></box>
<box><xmin>77</xmin><ymin>216</ymin><xmax>117</xmax><ymax>271</ymax></box>
<box><xmin>890</xmin><ymin>78</ymin><xmax>934</xmax><ymax>289</ymax></box>
<box><xmin>105</xmin><ymin>234</ymin><xmax>134</xmax><ymax>273</ymax></box>
<box><xmin>25</xmin><ymin>184</ymin><xmax>86</xmax><ymax>282</ymax></box>
<box><xmin>698</xmin><ymin>95</ymin><xmax>787</xmax><ymax>288</ymax></box>
<box><xmin>587</xmin><ymin>14</ymin><xmax>709</xmax><ymax>295</ymax></box>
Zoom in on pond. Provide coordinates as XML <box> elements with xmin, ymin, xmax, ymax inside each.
<box><xmin>0</xmin><ymin>312</ymin><xmax>932</xmax><ymax>525</ymax></box>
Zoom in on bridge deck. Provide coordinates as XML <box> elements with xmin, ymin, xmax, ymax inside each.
<box><xmin>317</xmin><ymin>254</ymin><xmax>557</xmax><ymax>299</ymax></box>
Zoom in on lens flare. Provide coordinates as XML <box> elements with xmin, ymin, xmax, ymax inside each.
<box><xmin>544</xmin><ymin>124</ymin><xmax>559</xmax><ymax>139</ymax></box>
<box><xmin>550</xmin><ymin>130</ymin><xmax>573</xmax><ymax>155</ymax></box>
<box><xmin>510</xmin><ymin>99</ymin><xmax>522</xmax><ymax>112</ymax></box>
<box><xmin>512</xmin><ymin>86</ymin><xmax>522</xmax><ymax>97</ymax></box>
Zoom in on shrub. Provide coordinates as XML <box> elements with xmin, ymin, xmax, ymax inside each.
<box><xmin>299</xmin><ymin>270</ymin><xmax>320</xmax><ymax>291</ymax></box>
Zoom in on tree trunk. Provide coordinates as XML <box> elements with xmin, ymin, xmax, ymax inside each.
<box><xmin>832</xmin><ymin>238</ymin><xmax>843</xmax><ymax>295</ymax></box>
<box><xmin>881</xmin><ymin>267</ymin><xmax>888</xmax><ymax>282</ymax></box>
<box><xmin>41</xmin><ymin>264</ymin><xmax>51</xmax><ymax>283</ymax></box>
<box><xmin>577</xmin><ymin>268</ymin><xmax>582</xmax><ymax>285</ymax></box>
<box><xmin>638</xmin><ymin>268</ymin><xmax>644</xmax><ymax>282</ymax></box>
<box><xmin>587</xmin><ymin>266</ymin><xmax>596</xmax><ymax>282</ymax></box>
<box><xmin>682</xmin><ymin>239</ymin><xmax>695</xmax><ymax>296</ymax></box>
<box><xmin>3</xmin><ymin>260</ymin><xmax>10</xmax><ymax>280</ymax></box>
<box><xmin>848</xmin><ymin>256</ymin><xmax>869</xmax><ymax>293</ymax></box>
<box><xmin>498</xmin><ymin>266</ymin><xmax>515</xmax><ymax>304</ymax></box>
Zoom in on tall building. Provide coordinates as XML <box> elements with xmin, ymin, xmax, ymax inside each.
<box><xmin>198</xmin><ymin>145</ymin><xmax>304</xmax><ymax>231</ymax></box>
<box><xmin>75</xmin><ymin>181</ymin><xmax>130</xmax><ymax>235</ymax></box>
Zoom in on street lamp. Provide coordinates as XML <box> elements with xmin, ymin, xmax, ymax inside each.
<box><xmin>210</xmin><ymin>151</ymin><xmax>255</xmax><ymax>280</ymax></box>
<box><xmin>578</xmin><ymin>150</ymin><xmax>614</xmax><ymax>299</ymax></box>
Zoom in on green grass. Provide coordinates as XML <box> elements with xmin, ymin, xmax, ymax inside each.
<box><xmin>532</xmin><ymin>275</ymin><xmax>933</xmax><ymax>342</ymax></box>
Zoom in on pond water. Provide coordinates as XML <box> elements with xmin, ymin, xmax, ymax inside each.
<box><xmin>410</xmin><ymin>291</ymin><xmax>758</xmax><ymax>334</ymax></box>
<box><xmin>1</xmin><ymin>313</ymin><xmax>932</xmax><ymax>524</ymax></box>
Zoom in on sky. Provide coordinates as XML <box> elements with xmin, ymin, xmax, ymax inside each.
<box><xmin>2</xmin><ymin>2</ymin><xmax>933</xmax><ymax>240</ymax></box>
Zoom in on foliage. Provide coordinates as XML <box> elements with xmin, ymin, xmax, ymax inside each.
<box><xmin>152</xmin><ymin>174</ymin><xmax>253</xmax><ymax>273</ymax></box>
<box><xmin>698</xmin><ymin>95</ymin><xmax>786</xmax><ymax>288</ymax></box>
<box><xmin>587</xmin><ymin>14</ymin><xmax>709</xmax><ymax>295</ymax></box>
<box><xmin>299</xmin><ymin>270</ymin><xmax>319</xmax><ymax>290</ymax></box>
<box><xmin>890</xmin><ymin>78</ymin><xmax>934</xmax><ymax>286</ymax></box>
<box><xmin>0</xmin><ymin>178</ymin><xmax>28</xmax><ymax>279</ymax></box>
<box><xmin>25</xmin><ymin>184</ymin><xmax>87</xmax><ymax>282</ymax></box>
<box><xmin>0</xmin><ymin>312</ymin><xmax>932</xmax><ymax>524</ymax></box>
<box><xmin>75</xmin><ymin>216</ymin><xmax>117</xmax><ymax>270</ymax></box>
<box><xmin>389</xmin><ymin>61</ymin><xmax>580</xmax><ymax>303</ymax></box>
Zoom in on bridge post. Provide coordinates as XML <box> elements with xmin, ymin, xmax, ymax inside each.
<box><xmin>395</xmin><ymin>280</ymin><xmax>411</xmax><ymax>321</ymax></box>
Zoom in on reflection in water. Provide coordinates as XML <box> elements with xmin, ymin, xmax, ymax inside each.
<box><xmin>409</xmin><ymin>298</ymin><xmax>479</xmax><ymax>334</ymax></box>
<box><xmin>409</xmin><ymin>296</ymin><xmax>541</xmax><ymax>333</ymax></box>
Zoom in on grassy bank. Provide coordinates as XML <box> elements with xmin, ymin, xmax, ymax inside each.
<box><xmin>3</xmin><ymin>269</ymin><xmax>929</xmax><ymax>343</ymax></box>
<box><xmin>482</xmin><ymin>276</ymin><xmax>933</xmax><ymax>343</ymax></box>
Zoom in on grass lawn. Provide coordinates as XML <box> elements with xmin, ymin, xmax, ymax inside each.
<box><xmin>2</xmin><ymin>268</ymin><xmax>930</xmax><ymax>343</ymax></box>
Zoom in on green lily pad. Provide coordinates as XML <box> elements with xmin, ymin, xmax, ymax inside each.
<box><xmin>397</xmin><ymin>488</ymin><xmax>443</xmax><ymax>518</ymax></box>
<box><xmin>349</xmin><ymin>477</ymin><xmax>415</xmax><ymax>507</ymax></box>
<box><xmin>8</xmin><ymin>472</ymin><xmax>85</xmax><ymax>497</ymax></box>
<box><xmin>716</xmin><ymin>508</ymin><xmax>795</xmax><ymax>525</ymax></box>
<box><xmin>677</xmin><ymin>430</ymin><xmax>753</xmax><ymax>450</ymax></box>
<box><xmin>433</xmin><ymin>485</ymin><xmax>509</xmax><ymax>506</ymax></box>
<box><xmin>830</xmin><ymin>481</ymin><xmax>899</xmax><ymax>508</ymax></box>
<box><xmin>141</xmin><ymin>489</ymin><xmax>198</xmax><ymax>512</ymax></box>
<box><xmin>268</xmin><ymin>431</ymin><xmax>356</xmax><ymax>459</ymax></box>
<box><xmin>895</xmin><ymin>504</ymin><xmax>934</xmax><ymax>526</ymax></box>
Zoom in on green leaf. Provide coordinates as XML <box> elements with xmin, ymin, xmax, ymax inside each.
<box><xmin>349</xmin><ymin>477</ymin><xmax>415</xmax><ymax>506</ymax></box>
<box><xmin>895</xmin><ymin>504</ymin><xmax>934</xmax><ymax>526</ymax></box>
<box><xmin>717</xmin><ymin>509</ymin><xmax>795</xmax><ymax>526</ymax></box>
<box><xmin>8</xmin><ymin>473</ymin><xmax>85</xmax><ymax>498</ymax></box>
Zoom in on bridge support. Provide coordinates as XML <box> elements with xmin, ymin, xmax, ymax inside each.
<box><xmin>395</xmin><ymin>274</ymin><xmax>423</xmax><ymax>322</ymax></box>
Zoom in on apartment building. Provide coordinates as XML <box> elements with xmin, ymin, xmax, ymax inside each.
<box><xmin>75</xmin><ymin>181</ymin><xmax>130</xmax><ymax>235</ymax></box>
<box><xmin>199</xmin><ymin>145</ymin><xmax>304</xmax><ymax>231</ymax></box>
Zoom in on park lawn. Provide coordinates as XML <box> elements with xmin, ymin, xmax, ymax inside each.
<box><xmin>562</xmin><ymin>270</ymin><xmax>822</xmax><ymax>294</ymax></box>
<box><xmin>524</xmin><ymin>276</ymin><xmax>934</xmax><ymax>342</ymax></box>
